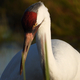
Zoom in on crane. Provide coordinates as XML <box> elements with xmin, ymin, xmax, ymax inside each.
<box><xmin>1</xmin><ymin>1</ymin><xmax>80</xmax><ymax>80</ymax></box>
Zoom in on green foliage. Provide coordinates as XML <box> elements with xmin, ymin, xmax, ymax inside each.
<box><xmin>22</xmin><ymin>53</ymin><xmax>26</xmax><ymax>80</ymax></box>
<box><xmin>44</xmin><ymin>38</ymin><xmax>50</xmax><ymax>80</ymax></box>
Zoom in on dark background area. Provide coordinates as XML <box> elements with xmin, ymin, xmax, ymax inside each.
<box><xmin>0</xmin><ymin>0</ymin><xmax>80</xmax><ymax>51</ymax></box>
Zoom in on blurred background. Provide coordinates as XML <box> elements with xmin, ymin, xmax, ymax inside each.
<box><xmin>0</xmin><ymin>0</ymin><xmax>80</xmax><ymax>77</ymax></box>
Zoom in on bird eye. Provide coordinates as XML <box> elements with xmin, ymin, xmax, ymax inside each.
<box><xmin>33</xmin><ymin>23</ymin><xmax>38</xmax><ymax>29</ymax></box>
<box><xmin>32</xmin><ymin>19</ymin><xmax>44</xmax><ymax>36</ymax></box>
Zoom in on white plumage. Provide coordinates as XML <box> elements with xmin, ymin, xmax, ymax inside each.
<box><xmin>1</xmin><ymin>1</ymin><xmax>80</xmax><ymax>80</ymax></box>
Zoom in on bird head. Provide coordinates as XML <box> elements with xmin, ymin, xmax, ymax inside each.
<box><xmin>20</xmin><ymin>1</ymin><xmax>48</xmax><ymax>75</ymax></box>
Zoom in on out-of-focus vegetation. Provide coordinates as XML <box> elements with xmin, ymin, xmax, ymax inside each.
<box><xmin>0</xmin><ymin>0</ymin><xmax>80</xmax><ymax>51</ymax></box>
<box><xmin>44</xmin><ymin>38</ymin><xmax>50</xmax><ymax>80</ymax></box>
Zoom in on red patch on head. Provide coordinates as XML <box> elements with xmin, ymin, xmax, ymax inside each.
<box><xmin>22</xmin><ymin>11</ymin><xmax>37</xmax><ymax>32</ymax></box>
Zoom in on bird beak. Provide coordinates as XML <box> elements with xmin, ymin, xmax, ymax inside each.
<box><xmin>20</xmin><ymin>32</ymin><xmax>34</xmax><ymax>75</ymax></box>
<box><xmin>20</xmin><ymin>22</ymin><xmax>43</xmax><ymax>75</ymax></box>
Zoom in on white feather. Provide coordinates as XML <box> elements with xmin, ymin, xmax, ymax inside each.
<box><xmin>36</xmin><ymin>2</ymin><xmax>80</xmax><ymax>80</ymax></box>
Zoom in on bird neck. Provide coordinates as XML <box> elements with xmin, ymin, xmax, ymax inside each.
<box><xmin>36</xmin><ymin>14</ymin><xmax>52</xmax><ymax>61</ymax></box>
<box><xmin>36</xmin><ymin>15</ymin><xmax>60</xmax><ymax>78</ymax></box>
